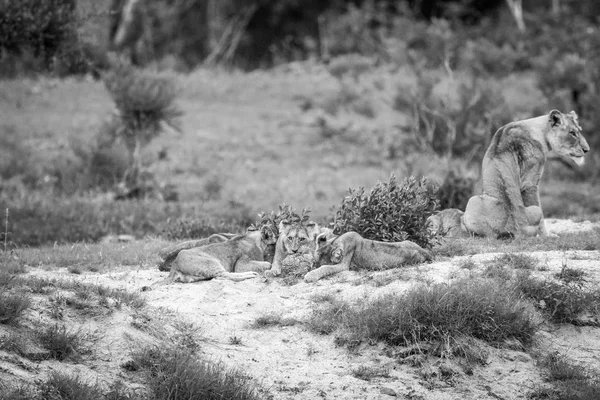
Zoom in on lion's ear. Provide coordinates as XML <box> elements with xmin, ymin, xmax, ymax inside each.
<box><xmin>568</xmin><ymin>110</ymin><xmax>579</xmax><ymax>122</ymax></box>
<box><xmin>549</xmin><ymin>109</ymin><xmax>563</xmax><ymax>127</ymax></box>
<box><xmin>316</xmin><ymin>233</ymin><xmax>328</xmax><ymax>244</ymax></box>
<box><xmin>278</xmin><ymin>219</ymin><xmax>290</xmax><ymax>234</ymax></box>
<box><xmin>306</xmin><ymin>221</ymin><xmax>320</xmax><ymax>240</ymax></box>
<box><xmin>261</xmin><ymin>225</ymin><xmax>276</xmax><ymax>244</ymax></box>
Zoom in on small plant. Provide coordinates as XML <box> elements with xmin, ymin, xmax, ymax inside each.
<box><xmin>229</xmin><ymin>335</ymin><xmax>243</xmax><ymax>345</ymax></box>
<box><xmin>0</xmin><ymin>292</ymin><xmax>31</xmax><ymax>324</ymax></box>
<box><xmin>555</xmin><ymin>262</ymin><xmax>586</xmax><ymax>285</ymax></box>
<box><xmin>351</xmin><ymin>365</ymin><xmax>390</xmax><ymax>381</ymax></box>
<box><xmin>37</xmin><ymin>324</ymin><xmax>85</xmax><ymax>361</ymax></box>
<box><xmin>331</xmin><ymin>174</ymin><xmax>439</xmax><ymax>248</ymax></box>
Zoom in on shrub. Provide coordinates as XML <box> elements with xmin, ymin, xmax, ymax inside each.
<box><xmin>331</xmin><ymin>174</ymin><xmax>439</xmax><ymax>248</ymax></box>
<box><xmin>308</xmin><ymin>278</ymin><xmax>538</xmax><ymax>352</ymax></box>
<box><xmin>102</xmin><ymin>58</ymin><xmax>182</xmax><ymax>189</ymax></box>
<box><xmin>251</xmin><ymin>312</ymin><xmax>297</xmax><ymax>328</ymax></box>
<box><xmin>394</xmin><ymin>71</ymin><xmax>511</xmax><ymax>162</ymax></box>
<box><xmin>0</xmin><ymin>292</ymin><xmax>32</xmax><ymax>324</ymax></box>
<box><xmin>251</xmin><ymin>204</ymin><xmax>311</xmax><ymax>238</ymax></box>
<box><xmin>131</xmin><ymin>346</ymin><xmax>264</xmax><ymax>400</ymax></box>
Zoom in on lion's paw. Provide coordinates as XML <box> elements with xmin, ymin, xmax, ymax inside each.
<box><xmin>304</xmin><ymin>270</ymin><xmax>319</xmax><ymax>283</ymax></box>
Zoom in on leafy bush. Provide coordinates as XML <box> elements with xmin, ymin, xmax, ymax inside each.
<box><xmin>0</xmin><ymin>292</ymin><xmax>31</xmax><ymax>324</ymax></box>
<box><xmin>251</xmin><ymin>204</ymin><xmax>311</xmax><ymax>237</ymax></box>
<box><xmin>130</xmin><ymin>345</ymin><xmax>264</xmax><ymax>400</ymax></box>
<box><xmin>331</xmin><ymin>174</ymin><xmax>438</xmax><ymax>248</ymax></box>
<box><xmin>308</xmin><ymin>278</ymin><xmax>538</xmax><ymax>352</ymax></box>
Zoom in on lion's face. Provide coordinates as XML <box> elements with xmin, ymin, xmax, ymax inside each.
<box><xmin>547</xmin><ymin>110</ymin><xmax>590</xmax><ymax>166</ymax></box>
<box><xmin>314</xmin><ymin>234</ymin><xmax>343</xmax><ymax>267</ymax></box>
<box><xmin>278</xmin><ymin>221</ymin><xmax>319</xmax><ymax>255</ymax></box>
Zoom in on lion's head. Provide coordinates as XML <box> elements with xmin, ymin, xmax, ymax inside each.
<box><xmin>547</xmin><ymin>110</ymin><xmax>590</xmax><ymax>166</ymax></box>
<box><xmin>278</xmin><ymin>220</ymin><xmax>319</xmax><ymax>255</ymax></box>
<box><xmin>314</xmin><ymin>233</ymin><xmax>343</xmax><ymax>267</ymax></box>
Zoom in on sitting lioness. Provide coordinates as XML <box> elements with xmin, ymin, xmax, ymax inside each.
<box><xmin>305</xmin><ymin>232</ymin><xmax>432</xmax><ymax>282</ymax></box>
<box><xmin>463</xmin><ymin>110</ymin><xmax>589</xmax><ymax>238</ymax></box>
<box><xmin>265</xmin><ymin>220</ymin><xmax>320</xmax><ymax>277</ymax></box>
<box><xmin>166</xmin><ymin>225</ymin><xmax>277</xmax><ymax>282</ymax></box>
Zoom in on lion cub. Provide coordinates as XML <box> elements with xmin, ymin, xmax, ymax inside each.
<box><xmin>166</xmin><ymin>225</ymin><xmax>277</xmax><ymax>282</ymax></box>
<box><xmin>463</xmin><ymin>110</ymin><xmax>589</xmax><ymax>238</ymax></box>
<box><xmin>306</xmin><ymin>232</ymin><xmax>432</xmax><ymax>282</ymax></box>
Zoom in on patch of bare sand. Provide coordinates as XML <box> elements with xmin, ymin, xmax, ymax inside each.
<box><xmin>19</xmin><ymin>219</ymin><xmax>600</xmax><ymax>399</ymax></box>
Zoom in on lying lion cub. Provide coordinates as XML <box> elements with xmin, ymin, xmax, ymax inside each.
<box><xmin>305</xmin><ymin>232</ymin><xmax>432</xmax><ymax>282</ymax></box>
<box><xmin>157</xmin><ymin>233</ymin><xmax>238</xmax><ymax>272</ymax></box>
<box><xmin>166</xmin><ymin>226</ymin><xmax>277</xmax><ymax>282</ymax></box>
<box><xmin>463</xmin><ymin>109</ymin><xmax>589</xmax><ymax>238</ymax></box>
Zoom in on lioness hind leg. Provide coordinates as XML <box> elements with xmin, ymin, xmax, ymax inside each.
<box><xmin>463</xmin><ymin>195</ymin><xmax>509</xmax><ymax>237</ymax></box>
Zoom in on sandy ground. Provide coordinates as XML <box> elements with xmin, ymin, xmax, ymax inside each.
<box><xmin>7</xmin><ymin>218</ymin><xmax>600</xmax><ymax>400</ymax></box>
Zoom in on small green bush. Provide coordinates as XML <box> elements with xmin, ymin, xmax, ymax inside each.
<box><xmin>131</xmin><ymin>346</ymin><xmax>264</xmax><ymax>400</ymax></box>
<box><xmin>331</xmin><ymin>174</ymin><xmax>438</xmax><ymax>248</ymax></box>
<box><xmin>0</xmin><ymin>292</ymin><xmax>32</xmax><ymax>324</ymax></box>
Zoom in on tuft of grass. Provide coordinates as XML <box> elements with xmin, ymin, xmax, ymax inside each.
<box><xmin>37</xmin><ymin>324</ymin><xmax>85</xmax><ymax>361</ymax></box>
<box><xmin>229</xmin><ymin>335</ymin><xmax>243</xmax><ymax>345</ymax></box>
<box><xmin>529</xmin><ymin>352</ymin><xmax>600</xmax><ymax>400</ymax></box>
<box><xmin>38</xmin><ymin>372</ymin><xmax>103</xmax><ymax>400</ymax></box>
<box><xmin>515</xmin><ymin>274</ymin><xmax>599</xmax><ymax>324</ymax></box>
<box><xmin>251</xmin><ymin>312</ymin><xmax>298</xmax><ymax>328</ymax></box>
<box><xmin>490</xmin><ymin>253</ymin><xmax>539</xmax><ymax>270</ymax></box>
<box><xmin>0</xmin><ymin>292</ymin><xmax>31</xmax><ymax>324</ymax></box>
<box><xmin>555</xmin><ymin>264</ymin><xmax>586</xmax><ymax>285</ymax></box>
<box><xmin>308</xmin><ymin>278</ymin><xmax>538</xmax><ymax>353</ymax></box>
<box><xmin>131</xmin><ymin>346</ymin><xmax>264</xmax><ymax>400</ymax></box>
<box><xmin>351</xmin><ymin>365</ymin><xmax>390</xmax><ymax>381</ymax></box>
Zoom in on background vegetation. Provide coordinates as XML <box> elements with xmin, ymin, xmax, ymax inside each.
<box><xmin>1</xmin><ymin>0</ymin><xmax>600</xmax><ymax>247</ymax></box>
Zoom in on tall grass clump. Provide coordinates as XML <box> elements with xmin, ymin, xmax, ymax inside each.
<box><xmin>37</xmin><ymin>324</ymin><xmax>85</xmax><ymax>361</ymax></box>
<box><xmin>308</xmin><ymin>278</ymin><xmax>538</xmax><ymax>353</ymax></box>
<box><xmin>130</xmin><ymin>346</ymin><xmax>264</xmax><ymax>400</ymax></box>
<box><xmin>331</xmin><ymin>174</ymin><xmax>439</xmax><ymax>248</ymax></box>
<box><xmin>0</xmin><ymin>292</ymin><xmax>32</xmax><ymax>324</ymax></box>
<box><xmin>37</xmin><ymin>372</ymin><xmax>104</xmax><ymax>400</ymax></box>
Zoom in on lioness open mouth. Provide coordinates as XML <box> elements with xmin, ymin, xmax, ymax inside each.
<box><xmin>571</xmin><ymin>155</ymin><xmax>585</xmax><ymax>166</ymax></box>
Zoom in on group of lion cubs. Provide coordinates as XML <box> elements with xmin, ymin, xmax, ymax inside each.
<box><xmin>157</xmin><ymin>110</ymin><xmax>590</xmax><ymax>284</ymax></box>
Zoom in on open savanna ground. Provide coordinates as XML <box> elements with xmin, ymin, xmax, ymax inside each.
<box><xmin>1</xmin><ymin>220</ymin><xmax>600</xmax><ymax>399</ymax></box>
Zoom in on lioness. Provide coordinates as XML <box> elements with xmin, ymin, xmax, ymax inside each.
<box><xmin>157</xmin><ymin>233</ymin><xmax>238</xmax><ymax>272</ymax></box>
<box><xmin>463</xmin><ymin>110</ymin><xmax>589</xmax><ymax>238</ymax></box>
<box><xmin>265</xmin><ymin>220</ymin><xmax>320</xmax><ymax>277</ymax></box>
<box><xmin>305</xmin><ymin>232</ymin><xmax>432</xmax><ymax>282</ymax></box>
<box><xmin>166</xmin><ymin>226</ymin><xmax>277</xmax><ymax>282</ymax></box>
